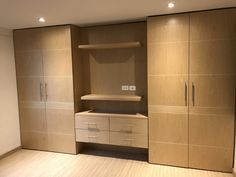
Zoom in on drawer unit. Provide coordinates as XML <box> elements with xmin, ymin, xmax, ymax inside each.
<box><xmin>76</xmin><ymin>129</ymin><xmax>109</xmax><ymax>144</ymax></box>
<box><xmin>75</xmin><ymin>115</ymin><xmax>109</xmax><ymax>131</ymax></box>
<box><xmin>75</xmin><ymin>111</ymin><xmax>148</xmax><ymax>148</ymax></box>
<box><xmin>110</xmin><ymin>116</ymin><xmax>147</xmax><ymax>134</ymax></box>
<box><xmin>110</xmin><ymin>132</ymin><xmax>148</xmax><ymax>148</ymax></box>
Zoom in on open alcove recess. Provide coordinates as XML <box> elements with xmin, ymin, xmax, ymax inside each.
<box><xmin>71</xmin><ymin>22</ymin><xmax>147</xmax><ymax>116</ymax></box>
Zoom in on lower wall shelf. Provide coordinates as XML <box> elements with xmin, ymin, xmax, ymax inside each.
<box><xmin>78</xmin><ymin>41</ymin><xmax>142</xmax><ymax>50</ymax></box>
<box><xmin>81</xmin><ymin>94</ymin><xmax>142</xmax><ymax>102</ymax></box>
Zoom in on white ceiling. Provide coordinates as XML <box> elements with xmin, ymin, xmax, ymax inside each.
<box><xmin>0</xmin><ymin>0</ymin><xmax>235</xmax><ymax>29</ymax></box>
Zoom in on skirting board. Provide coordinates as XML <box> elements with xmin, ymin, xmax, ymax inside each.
<box><xmin>233</xmin><ymin>169</ymin><xmax>236</xmax><ymax>177</ymax></box>
<box><xmin>0</xmin><ymin>146</ymin><xmax>22</xmax><ymax>160</ymax></box>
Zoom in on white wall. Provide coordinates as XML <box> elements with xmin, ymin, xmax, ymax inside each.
<box><xmin>0</xmin><ymin>28</ymin><xmax>21</xmax><ymax>156</ymax></box>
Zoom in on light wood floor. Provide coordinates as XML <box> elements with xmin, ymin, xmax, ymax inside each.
<box><xmin>0</xmin><ymin>149</ymin><xmax>233</xmax><ymax>177</ymax></box>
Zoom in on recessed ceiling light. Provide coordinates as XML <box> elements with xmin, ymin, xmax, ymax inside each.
<box><xmin>168</xmin><ymin>2</ymin><xmax>175</xmax><ymax>8</ymax></box>
<box><xmin>38</xmin><ymin>17</ymin><xmax>45</xmax><ymax>23</ymax></box>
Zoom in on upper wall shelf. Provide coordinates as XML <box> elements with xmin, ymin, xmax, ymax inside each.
<box><xmin>78</xmin><ymin>41</ymin><xmax>141</xmax><ymax>50</ymax></box>
<box><xmin>81</xmin><ymin>94</ymin><xmax>142</xmax><ymax>102</ymax></box>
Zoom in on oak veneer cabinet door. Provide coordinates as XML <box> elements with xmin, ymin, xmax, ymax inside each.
<box><xmin>14</xmin><ymin>26</ymin><xmax>76</xmax><ymax>154</ymax></box>
<box><xmin>14</xmin><ymin>29</ymin><xmax>48</xmax><ymax>150</ymax></box>
<box><xmin>189</xmin><ymin>9</ymin><xmax>236</xmax><ymax>172</ymax></box>
<box><xmin>41</xmin><ymin>26</ymin><xmax>76</xmax><ymax>154</ymax></box>
<box><xmin>148</xmin><ymin>14</ymin><xmax>189</xmax><ymax>167</ymax></box>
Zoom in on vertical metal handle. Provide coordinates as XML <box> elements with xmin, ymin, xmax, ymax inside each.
<box><xmin>234</xmin><ymin>84</ymin><xmax>236</xmax><ymax>111</ymax></box>
<box><xmin>45</xmin><ymin>83</ymin><xmax>48</xmax><ymax>101</ymax></box>
<box><xmin>40</xmin><ymin>83</ymin><xmax>43</xmax><ymax>101</ymax></box>
<box><xmin>185</xmin><ymin>82</ymin><xmax>187</xmax><ymax>106</ymax></box>
<box><xmin>192</xmin><ymin>82</ymin><xmax>195</xmax><ymax>106</ymax></box>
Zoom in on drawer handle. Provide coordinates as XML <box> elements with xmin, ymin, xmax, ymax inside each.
<box><xmin>88</xmin><ymin>123</ymin><xmax>97</xmax><ymax>125</ymax></box>
<box><xmin>120</xmin><ymin>125</ymin><xmax>133</xmax><ymax>133</ymax></box>
<box><xmin>121</xmin><ymin>130</ymin><xmax>132</xmax><ymax>133</ymax></box>
<box><xmin>88</xmin><ymin>127</ymin><xmax>100</xmax><ymax>132</ymax></box>
<box><xmin>88</xmin><ymin>136</ymin><xmax>98</xmax><ymax>138</ymax></box>
<box><xmin>87</xmin><ymin>122</ymin><xmax>98</xmax><ymax>128</ymax></box>
<box><xmin>88</xmin><ymin>136</ymin><xmax>98</xmax><ymax>143</ymax></box>
<box><xmin>125</xmin><ymin>124</ymin><xmax>134</xmax><ymax>127</ymax></box>
<box><xmin>123</xmin><ymin>139</ymin><xmax>134</xmax><ymax>141</ymax></box>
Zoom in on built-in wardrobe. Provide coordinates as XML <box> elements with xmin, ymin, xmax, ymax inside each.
<box><xmin>14</xmin><ymin>26</ymin><xmax>77</xmax><ymax>153</ymax></box>
<box><xmin>13</xmin><ymin>7</ymin><xmax>235</xmax><ymax>173</ymax></box>
<box><xmin>148</xmin><ymin>8</ymin><xmax>236</xmax><ymax>172</ymax></box>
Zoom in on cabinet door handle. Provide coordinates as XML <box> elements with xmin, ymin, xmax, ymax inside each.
<box><xmin>234</xmin><ymin>85</ymin><xmax>236</xmax><ymax>109</ymax></box>
<box><xmin>45</xmin><ymin>83</ymin><xmax>48</xmax><ymax>101</ymax></box>
<box><xmin>123</xmin><ymin>139</ymin><xmax>134</xmax><ymax>141</ymax></box>
<box><xmin>40</xmin><ymin>83</ymin><xmax>43</xmax><ymax>101</ymax></box>
<box><xmin>192</xmin><ymin>82</ymin><xmax>195</xmax><ymax>106</ymax></box>
<box><xmin>185</xmin><ymin>82</ymin><xmax>188</xmax><ymax>106</ymax></box>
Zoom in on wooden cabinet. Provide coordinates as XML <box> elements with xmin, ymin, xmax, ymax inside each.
<box><xmin>148</xmin><ymin>9</ymin><xmax>236</xmax><ymax>172</ymax></box>
<box><xmin>110</xmin><ymin>116</ymin><xmax>148</xmax><ymax>148</ymax></box>
<box><xmin>75</xmin><ymin>115</ymin><xmax>109</xmax><ymax>131</ymax></box>
<box><xmin>188</xmin><ymin>9</ymin><xmax>236</xmax><ymax>172</ymax></box>
<box><xmin>14</xmin><ymin>26</ymin><xmax>76</xmax><ymax>154</ymax></box>
<box><xmin>76</xmin><ymin>129</ymin><xmax>110</xmax><ymax>144</ymax></box>
<box><xmin>148</xmin><ymin>14</ymin><xmax>189</xmax><ymax>167</ymax></box>
<box><xmin>75</xmin><ymin>112</ymin><xmax>148</xmax><ymax>148</ymax></box>
<box><xmin>110</xmin><ymin>116</ymin><xmax>147</xmax><ymax>133</ymax></box>
<box><xmin>110</xmin><ymin>132</ymin><xmax>147</xmax><ymax>148</ymax></box>
<box><xmin>14</xmin><ymin>28</ymin><xmax>48</xmax><ymax>151</ymax></box>
<box><xmin>75</xmin><ymin>113</ymin><xmax>110</xmax><ymax>145</ymax></box>
<box><xmin>42</xmin><ymin>27</ymin><xmax>75</xmax><ymax>153</ymax></box>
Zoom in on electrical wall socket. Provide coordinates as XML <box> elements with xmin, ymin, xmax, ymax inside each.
<box><xmin>129</xmin><ymin>85</ymin><xmax>136</xmax><ymax>91</ymax></box>
<box><xmin>121</xmin><ymin>85</ymin><xmax>129</xmax><ymax>91</ymax></box>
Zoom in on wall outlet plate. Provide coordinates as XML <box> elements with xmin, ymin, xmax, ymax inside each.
<box><xmin>121</xmin><ymin>85</ymin><xmax>129</xmax><ymax>91</ymax></box>
<box><xmin>129</xmin><ymin>85</ymin><xmax>136</xmax><ymax>91</ymax></box>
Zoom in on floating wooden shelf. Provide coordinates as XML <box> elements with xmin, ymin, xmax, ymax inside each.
<box><xmin>78</xmin><ymin>41</ymin><xmax>141</xmax><ymax>50</ymax></box>
<box><xmin>81</xmin><ymin>94</ymin><xmax>142</xmax><ymax>102</ymax></box>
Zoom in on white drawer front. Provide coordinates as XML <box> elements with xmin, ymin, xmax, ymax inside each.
<box><xmin>110</xmin><ymin>132</ymin><xmax>148</xmax><ymax>148</ymax></box>
<box><xmin>110</xmin><ymin>117</ymin><xmax>147</xmax><ymax>134</ymax></box>
<box><xmin>76</xmin><ymin>129</ymin><xmax>109</xmax><ymax>144</ymax></box>
<box><xmin>75</xmin><ymin>115</ymin><xmax>109</xmax><ymax>131</ymax></box>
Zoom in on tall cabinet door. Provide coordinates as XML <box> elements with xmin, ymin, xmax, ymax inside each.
<box><xmin>41</xmin><ymin>26</ymin><xmax>76</xmax><ymax>153</ymax></box>
<box><xmin>189</xmin><ymin>9</ymin><xmax>236</xmax><ymax>172</ymax></box>
<box><xmin>14</xmin><ymin>29</ymin><xmax>48</xmax><ymax>150</ymax></box>
<box><xmin>148</xmin><ymin>14</ymin><xmax>189</xmax><ymax>167</ymax></box>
